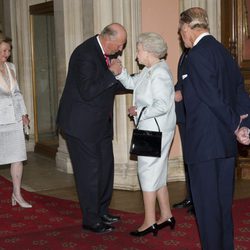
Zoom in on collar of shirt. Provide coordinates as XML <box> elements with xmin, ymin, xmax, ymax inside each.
<box><xmin>97</xmin><ymin>35</ymin><xmax>105</xmax><ymax>55</ymax></box>
<box><xmin>193</xmin><ymin>32</ymin><xmax>210</xmax><ymax>47</ymax></box>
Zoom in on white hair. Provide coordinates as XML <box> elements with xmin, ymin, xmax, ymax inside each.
<box><xmin>137</xmin><ymin>32</ymin><xmax>168</xmax><ymax>58</ymax></box>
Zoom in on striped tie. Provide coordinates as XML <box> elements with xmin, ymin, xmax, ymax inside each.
<box><xmin>104</xmin><ymin>54</ymin><xmax>110</xmax><ymax>66</ymax></box>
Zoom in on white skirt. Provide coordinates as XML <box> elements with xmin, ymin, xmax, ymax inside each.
<box><xmin>0</xmin><ymin>121</ymin><xmax>27</xmax><ymax>165</ymax></box>
<box><xmin>137</xmin><ymin>130</ymin><xmax>175</xmax><ymax>192</ymax></box>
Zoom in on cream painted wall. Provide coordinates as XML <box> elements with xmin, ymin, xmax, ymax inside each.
<box><xmin>141</xmin><ymin>0</ymin><xmax>182</xmax><ymax>158</ymax></box>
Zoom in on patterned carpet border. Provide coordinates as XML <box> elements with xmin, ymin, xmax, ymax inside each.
<box><xmin>0</xmin><ymin>176</ymin><xmax>249</xmax><ymax>249</ymax></box>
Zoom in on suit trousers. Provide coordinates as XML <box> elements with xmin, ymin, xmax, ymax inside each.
<box><xmin>188</xmin><ymin>157</ymin><xmax>235</xmax><ymax>250</ymax></box>
<box><xmin>178</xmin><ymin>123</ymin><xmax>192</xmax><ymax>201</ymax></box>
<box><xmin>65</xmin><ymin>133</ymin><xmax>114</xmax><ymax>226</ymax></box>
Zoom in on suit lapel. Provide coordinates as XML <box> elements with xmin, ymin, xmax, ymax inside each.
<box><xmin>0</xmin><ymin>63</ymin><xmax>14</xmax><ymax>93</ymax></box>
<box><xmin>5</xmin><ymin>63</ymin><xmax>16</xmax><ymax>92</ymax></box>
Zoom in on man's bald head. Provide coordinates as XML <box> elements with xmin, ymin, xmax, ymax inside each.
<box><xmin>100</xmin><ymin>23</ymin><xmax>127</xmax><ymax>55</ymax></box>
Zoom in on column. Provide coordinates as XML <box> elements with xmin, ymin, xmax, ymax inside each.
<box><xmin>55</xmin><ymin>0</ymin><xmax>94</xmax><ymax>173</ymax></box>
<box><xmin>92</xmin><ymin>0</ymin><xmax>142</xmax><ymax>190</ymax></box>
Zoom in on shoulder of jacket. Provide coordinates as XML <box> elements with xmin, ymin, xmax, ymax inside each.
<box><xmin>73</xmin><ymin>36</ymin><xmax>99</xmax><ymax>56</ymax></box>
<box><xmin>151</xmin><ymin>62</ymin><xmax>170</xmax><ymax>75</ymax></box>
<box><xmin>6</xmin><ymin>62</ymin><xmax>16</xmax><ymax>74</ymax></box>
<box><xmin>6</xmin><ymin>62</ymin><xmax>15</xmax><ymax>68</ymax></box>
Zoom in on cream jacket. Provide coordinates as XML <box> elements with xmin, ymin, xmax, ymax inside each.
<box><xmin>116</xmin><ymin>60</ymin><xmax>176</xmax><ymax>133</ymax></box>
<box><xmin>0</xmin><ymin>62</ymin><xmax>27</xmax><ymax>125</ymax></box>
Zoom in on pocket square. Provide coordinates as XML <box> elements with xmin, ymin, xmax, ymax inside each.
<box><xmin>182</xmin><ymin>74</ymin><xmax>188</xmax><ymax>80</ymax></box>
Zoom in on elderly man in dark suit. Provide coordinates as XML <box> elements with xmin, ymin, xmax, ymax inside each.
<box><xmin>57</xmin><ymin>23</ymin><xmax>127</xmax><ymax>234</ymax></box>
<box><xmin>178</xmin><ymin>7</ymin><xmax>250</xmax><ymax>250</ymax></box>
<box><xmin>172</xmin><ymin>48</ymin><xmax>195</xmax><ymax>215</ymax></box>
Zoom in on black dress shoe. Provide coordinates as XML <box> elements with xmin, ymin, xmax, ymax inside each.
<box><xmin>82</xmin><ymin>222</ymin><xmax>114</xmax><ymax>233</ymax></box>
<box><xmin>101</xmin><ymin>214</ymin><xmax>120</xmax><ymax>224</ymax></box>
<box><xmin>130</xmin><ymin>223</ymin><xmax>158</xmax><ymax>237</ymax></box>
<box><xmin>173</xmin><ymin>199</ymin><xmax>192</xmax><ymax>208</ymax></box>
<box><xmin>157</xmin><ymin>216</ymin><xmax>176</xmax><ymax>230</ymax></box>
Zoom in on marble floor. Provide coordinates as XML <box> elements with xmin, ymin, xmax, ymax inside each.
<box><xmin>1</xmin><ymin>152</ymin><xmax>250</xmax><ymax>214</ymax></box>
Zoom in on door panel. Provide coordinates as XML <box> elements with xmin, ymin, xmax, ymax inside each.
<box><xmin>30</xmin><ymin>2</ymin><xmax>58</xmax><ymax>157</ymax></box>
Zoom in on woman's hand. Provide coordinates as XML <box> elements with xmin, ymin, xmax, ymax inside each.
<box><xmin>128</xmin><ymin>106</ymin><xmax>137</xmax><ymax>117</ymax></box>
<box><xmin>22</xmin><ymin>115</ymin><xmax>30</xmax><ymax>126</ymax></box>
<box><xmin>109</xmin><ymin>58</ymin><xmax>123</xmax><ymax>76</ymax></box>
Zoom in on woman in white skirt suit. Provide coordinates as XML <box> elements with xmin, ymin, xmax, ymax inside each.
<box><xmin>0</xmin><ymin>33</ymin><xmax>31</xmax><ymax>208</ymax></box>
<box><xmin>111</xmin><ymin>32</ymin><xmax>176</xmax><ymax>236</ymax></box>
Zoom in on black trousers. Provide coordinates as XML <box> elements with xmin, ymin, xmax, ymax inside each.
<box><xmin>65</xmin><ymin>133</ymin><xmax>114</xmax><ymax>226</ymax></box>
<box><xmin>188</xmin><ymin>157</ymin><xmax>235</xmax><ymax>250</ymax></box>
<box><xmin>178</xmin><ymin>123</ymin><xmax>192</xmax><ymax>202</ymax></box>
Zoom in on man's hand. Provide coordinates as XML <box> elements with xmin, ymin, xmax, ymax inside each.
<box><xmin>236</xmin><ymin>127</ymin><xmax>250</xmax><ymax>145</ymax></box>
<box><xmin>175</xmin><ymin>90</ymin><xmax>183</xmax><ymax>102</ymax></box>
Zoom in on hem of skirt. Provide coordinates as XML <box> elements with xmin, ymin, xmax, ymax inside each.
<box><xmin>141</xmin><ymin>183</ymin><xmax>167</xmax><ymax>192</ymax></box>
<box><xmin>0</xmin><ymin>157</ymin><xmax>27</xmax><ymax>165</ymax></box>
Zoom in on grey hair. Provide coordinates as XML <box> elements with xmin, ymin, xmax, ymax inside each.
<box><xmin>100</xmin><ymin>24</ymin><xmax>118</xmax><ymax>41</ymax></box>
<box><xmin>179</xmin><ymin>7</ymin><xmax>209</xmax><ymax>30</ymax></box>
<box><xmin>137</xmin><ymin>32</ymin><xmax>168</xmax><ymax>58</ymax></box>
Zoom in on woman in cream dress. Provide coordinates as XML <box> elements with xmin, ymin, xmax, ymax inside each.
<box><xmin>111</xmin><ymin>32</ymin><xmax>176</xmax><ymax>236</ymax></box>
<box><xmin>0</xmin><ymin>33</ymin><xmax>31</xmax><ymax>208</ymax></box>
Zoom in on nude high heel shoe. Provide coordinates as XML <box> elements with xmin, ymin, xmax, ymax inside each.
<box><xmin>11</xmin><ymin>194</ymin><xmax>32</xmax><ymax>208</ymax></box>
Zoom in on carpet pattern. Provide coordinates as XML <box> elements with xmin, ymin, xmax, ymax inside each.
<box><xmin>0</xmin><ymin>176</ymin><xmax>249</xmax><ymax>249</ymax></box>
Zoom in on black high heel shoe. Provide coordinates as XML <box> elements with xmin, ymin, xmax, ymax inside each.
<box><xmin>157</xmin><ymin>216</ymin><xmax>176</xmax><ymax>230</ymax></box>
<box><xmin>130</xmin><ymin>223</ymin><xmax>158</xmax><ymax>237</ymax></box>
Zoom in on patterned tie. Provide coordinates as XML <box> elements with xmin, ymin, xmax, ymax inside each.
<box><xmin>104</xmin><ymin>54</ymin><xmax>110</xmax><ymax>66</ymax></box>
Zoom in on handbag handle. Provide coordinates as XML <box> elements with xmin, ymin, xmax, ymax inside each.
<box><xmin>136</xmin><ymin>107</ymin><xmax>161</xmax><ymax>132</ymax></box>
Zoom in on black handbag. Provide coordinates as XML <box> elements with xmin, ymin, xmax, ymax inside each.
<box><xmin>130</xmin><ymin>107</ymin><xmax>162</xmax><ymax>157</ymax></box>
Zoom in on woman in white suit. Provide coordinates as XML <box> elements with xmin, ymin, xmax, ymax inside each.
<box><xmin>111</xmin><ymin>32</ymin><xmax>176</xmax><ymax>236</ymax></box>
<box><xmin>0</xmin><ymin>33</ymin><xmax>31</xmax><ymax>208</ymax></box>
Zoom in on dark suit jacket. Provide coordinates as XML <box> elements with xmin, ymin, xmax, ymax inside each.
<box><xmin>182</xmin><ymin>35</ymin><xmax>250</xmax><ymax>164</ymax></box>
<box><xmin>175</xmin><ymin>49</ymin><xmax>189</xmax><ymax>124</ymax></box>
<box><xmin>57</xmin><ymin>35</ymin><xmax>125</xmax><ymax>142</ymax></box>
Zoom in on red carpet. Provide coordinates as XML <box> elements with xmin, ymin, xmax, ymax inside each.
<box><xmin>0</xmin><ymin>176</ymin><xmax>249</xmax><ymax>250</ymax></box>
